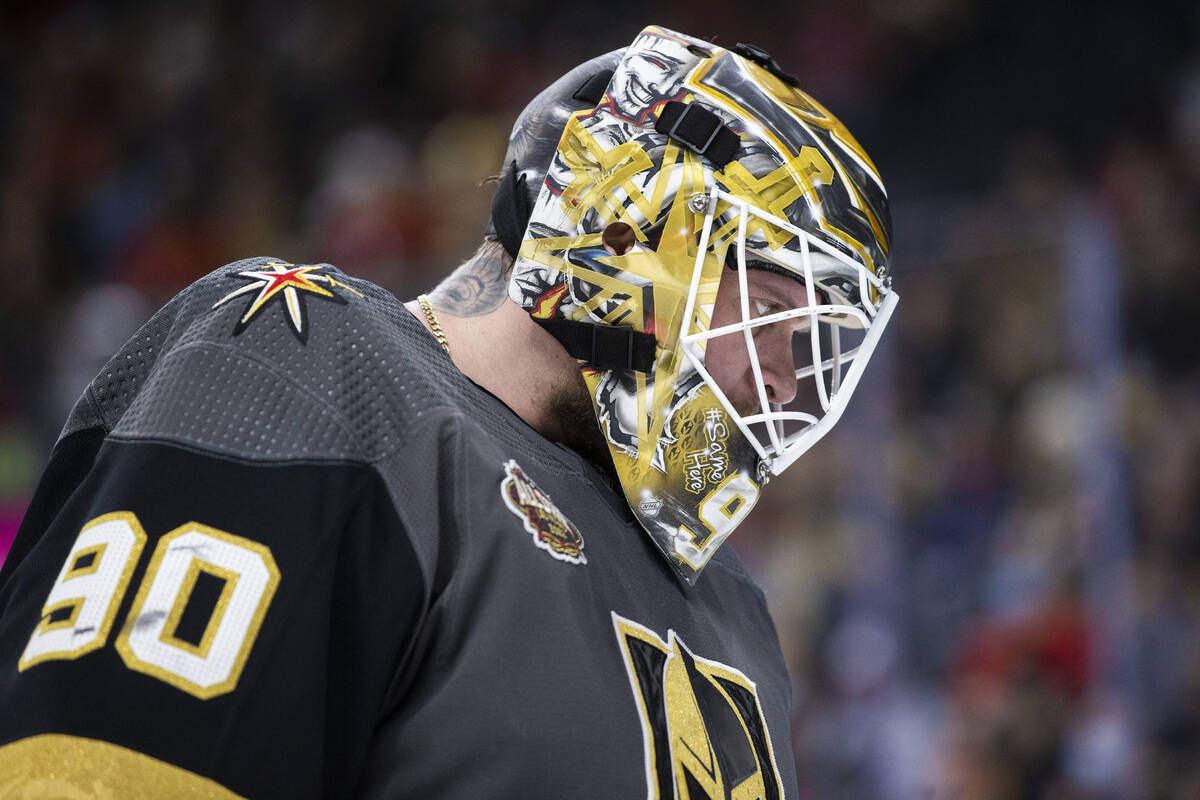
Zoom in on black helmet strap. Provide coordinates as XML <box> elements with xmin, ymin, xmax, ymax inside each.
<box><xmin>490</xmin><ymin>161</ymin><xmax>530</xmax><ymax>262</ymax></box>
<box><xmin>533</xmin><ymin>315</ymin><xmax>657</xmax><ymax>372</ymax></box>
<box><xmin>491</xmin><ymin>68</ymin><xmax>614</xmax><ymax>260</ymax></box>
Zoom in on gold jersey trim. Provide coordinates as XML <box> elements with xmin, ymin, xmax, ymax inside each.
<box><xmin>0</xmin><ymin>734</ymin><xmax>246</xmax><ymax>799</ymax></box>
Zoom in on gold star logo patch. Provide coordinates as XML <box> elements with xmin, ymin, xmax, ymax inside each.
<box><xmin>212</xmin><ymin>261</ymin><xmax>363</xmax><ymax>342</ymax></box>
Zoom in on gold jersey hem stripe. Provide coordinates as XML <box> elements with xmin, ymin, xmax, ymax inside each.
<box><xmin>0</xmin><ymin>734</ymin><xmax>246</xmax><ymax>799</ymax></box>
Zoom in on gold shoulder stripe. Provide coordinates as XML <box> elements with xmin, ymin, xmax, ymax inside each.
<box><xmin>0</xmin><ymin>734</ymin><xmax>246</xmax><ymax>799</ymax></box>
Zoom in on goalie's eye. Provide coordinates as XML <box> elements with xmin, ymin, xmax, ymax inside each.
<box><xmin>751</xmin><ymin>298</ymin><xmax>787</xmax><ymax>319</ymax></box>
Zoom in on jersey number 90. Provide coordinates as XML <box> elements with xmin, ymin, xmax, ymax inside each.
<box><xmin>19</xmin><ymin>511</ymin><xmax>280</xmax><ymax>700</ymax></box>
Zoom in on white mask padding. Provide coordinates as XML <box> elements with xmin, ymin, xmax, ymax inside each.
<box><xmin>681</xmin><ymin>188</ymin><xmax>899</xmax><ymax>475</ymax></box>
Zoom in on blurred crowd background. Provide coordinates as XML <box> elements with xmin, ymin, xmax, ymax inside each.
<box><xmin>1</xmin><ymin>1</ymin><xmax>1197</xmax><ymax>797</ymax></box>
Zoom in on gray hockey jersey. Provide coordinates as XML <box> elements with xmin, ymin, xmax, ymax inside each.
<box><xmin>0</xmin><ymin>258</ymin><xmax>797</xmax><ymax>799</ymax></box>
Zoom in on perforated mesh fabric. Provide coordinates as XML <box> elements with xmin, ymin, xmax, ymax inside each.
<box><xmin>63</xmin><ymin>257</ymin><xmax>584</xmax><ymax>477</ymax></box>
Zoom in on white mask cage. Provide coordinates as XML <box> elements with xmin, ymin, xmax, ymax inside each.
<box><xmin>680</xmin><ymin>187</ymin><xmax>899</xmax><ymax>478</ymax></box>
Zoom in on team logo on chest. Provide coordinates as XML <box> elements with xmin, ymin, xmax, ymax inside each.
<box><xmin>613</xmin><ymin>612</ymin><xmax>785</xmax><ymax>800</ymax></box>
<box><xmin>500</xmin><ymin>459</ymin><xmax>586</xmax><ymax>565</ymax></box>
<box><xmin>212</xmin><ymin>261</ymin><xmax>363</xmax><ymax>342</ymax></box>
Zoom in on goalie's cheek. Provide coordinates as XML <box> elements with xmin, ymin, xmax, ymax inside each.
<box><xmin>751</xmin><ymin>324</ymin><xmax>799</xmax><ymax>406</ymax></box>
<box><xmin>706</xmin><ymin>324</ymin><xmax>798</xmax><ymax>412</ymax></box>
<box><xmin>704</xmin><ymin>270</ymin><xmax>803</xmax><ymax>413</ymax></box>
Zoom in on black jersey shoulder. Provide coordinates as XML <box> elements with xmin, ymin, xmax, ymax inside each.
<box><xmin>60</xmin><ymin>258</ymin><xmax>484</xmax><ymax>466</ymax></box>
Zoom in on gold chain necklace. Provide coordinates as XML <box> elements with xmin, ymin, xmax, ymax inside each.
<box><xmin>416</xmin><ymin>294</ymin><xmax>450</xmax><ymax>355</ymax></box>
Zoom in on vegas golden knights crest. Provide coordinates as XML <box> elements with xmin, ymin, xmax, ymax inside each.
<box><xmin>500</xmin><ymin>459</ymin><xmax>586</xmax><ymax>564</ymax></box>
<box><xmin>613</xmin><ymin>612</ymin><xmax>784</xmax><ymax>800</ymax></box>
<box><xmin>211</xmin><ymin>261</ymin><xmax>363</xmax><ymax>343</ymax></box>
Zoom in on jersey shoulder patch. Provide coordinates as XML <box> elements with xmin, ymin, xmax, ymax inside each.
<box><xmin>500</xmin><ymin>459</ymin><xmax>586</xmax><ymax>565</ymax></box>
<box><xmin>211</xmin><ymin>260</ymin><xmax>364</xmax><ymax>343</ymax></box>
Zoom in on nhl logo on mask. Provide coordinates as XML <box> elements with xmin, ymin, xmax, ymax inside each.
<box><xmin>500</xmin><ymin>460</ymin><xmax>586</xmax><ymax>565</ymax></box>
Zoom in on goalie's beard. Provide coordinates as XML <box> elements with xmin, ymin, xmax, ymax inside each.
<box><xmin>546</xmin><ymin>379</ymin><xmax>619</xmax><ymax>487</ymax></box>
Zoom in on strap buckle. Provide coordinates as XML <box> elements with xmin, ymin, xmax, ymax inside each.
<box><xmin>665</xmin><ymin>102</ymin><xmax>723</xmax><ymax>154</ymax></box>
<box><xmin>590</xmin><ymin>324</ymin><xmax>637</xmax><ymax>371</ymax></box>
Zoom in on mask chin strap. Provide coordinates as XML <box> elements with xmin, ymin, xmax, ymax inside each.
<box><xmin>532</xmin><ymin>316</ymin><xmax>657</xmax><ymax>372</ymax></box>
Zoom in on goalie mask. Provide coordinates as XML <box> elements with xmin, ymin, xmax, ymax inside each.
<box><xmin>507</xmin><ymin>25</ymin><xmax>898</xmax><ymax>584</ymax></box>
